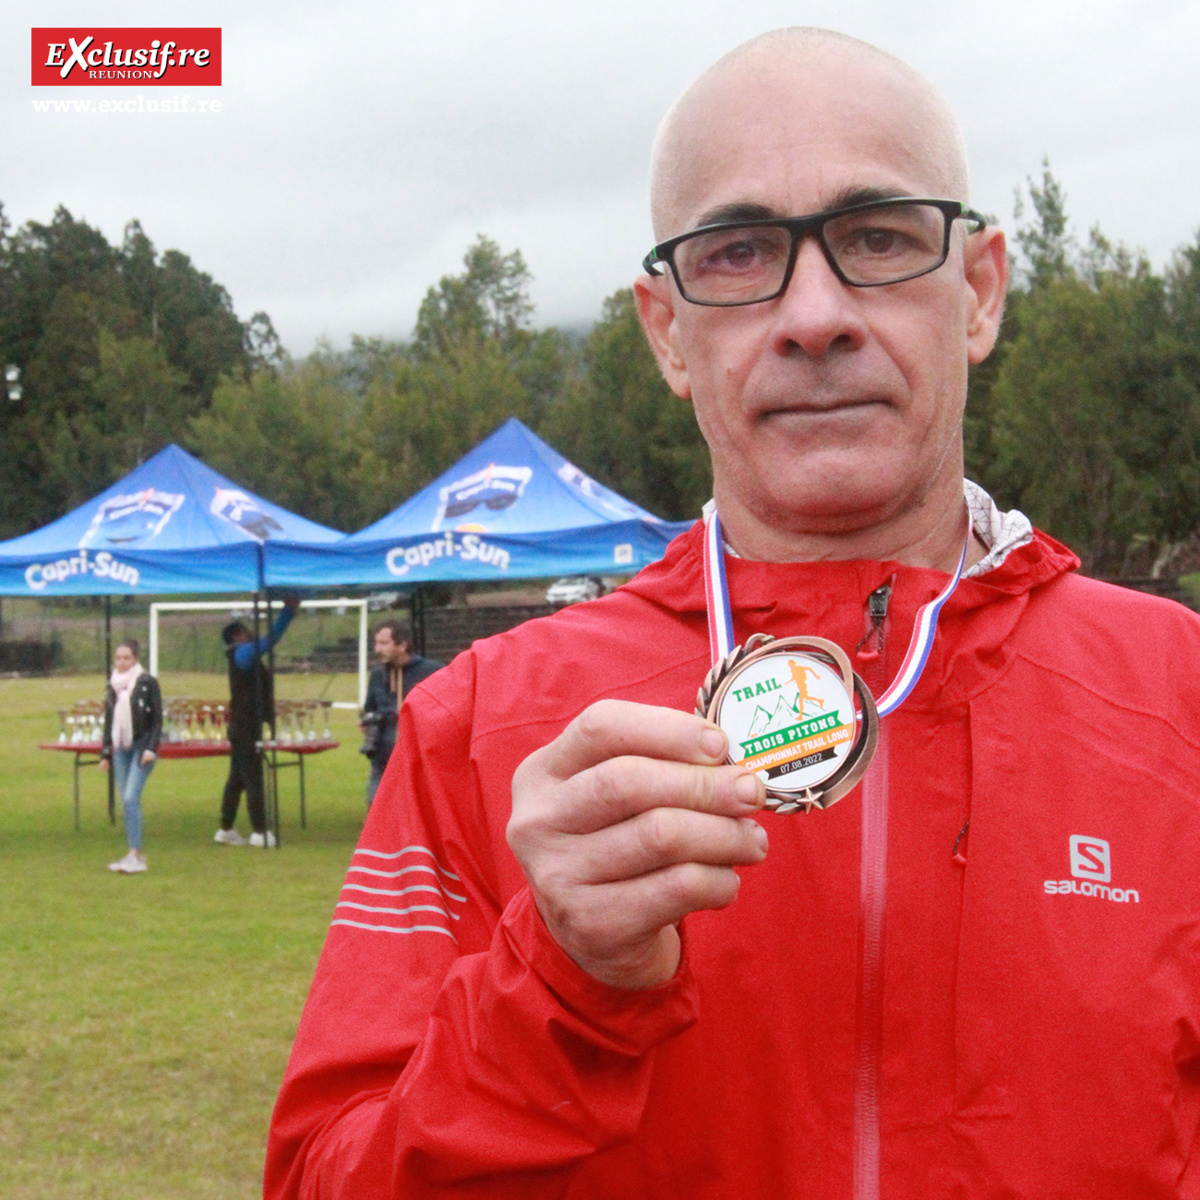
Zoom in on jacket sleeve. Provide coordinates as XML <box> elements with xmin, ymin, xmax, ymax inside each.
<box><xmin>101</xmin><ymin>684</ymin><xmax>115</xmax><ymax>759</ymax></box>
<box><xmin>144</xmin><ymin>675</ymin><xmax>163</xmax><ymax>754</ymax></box>
<box><xmin>232</xmin><ymin>606</ymin><xmax>296</xmax><ymax>671</ymax></box>
<box><xmin>265</xmin><ymin>663</ymin><xmax>699</xmax><ymax>1200</ymax></box>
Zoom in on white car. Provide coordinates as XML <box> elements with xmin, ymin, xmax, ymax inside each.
<box><xmin>545</xmin><ymin>576</ymin><xmax>603</xmax><ymax>605</ymax></box>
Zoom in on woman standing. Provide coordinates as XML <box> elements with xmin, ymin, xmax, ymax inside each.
<box><xmin>100</xmin><ymin>639</ymin><xmax>163</xmax><ymax>874</ymax></box>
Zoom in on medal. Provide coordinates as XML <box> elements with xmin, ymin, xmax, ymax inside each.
<box><xmin>697</xmin><ymin>633</ymin><xmax>879</xmax><ymax>813</ymax></box>
<box><xmin>697</xmin><ymin>509</ymin><xmax>968</xmax><ymax>813</ymax></box>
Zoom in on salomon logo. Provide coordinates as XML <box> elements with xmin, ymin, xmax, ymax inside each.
<box><xmin>1044</xmin><ymin>835</ymin><xmax>1138</xmax><ymax>903</ymax></box>
<box><xmin>1069</xmin><ymin>836</ymin><xmax>1110</xmax><ymax>882</ymax></box>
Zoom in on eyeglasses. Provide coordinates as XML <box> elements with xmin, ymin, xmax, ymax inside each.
<box><xmin>642</xmin><ymin>198</ymin><xmax>987</xmax><ymax>306</ymax></box>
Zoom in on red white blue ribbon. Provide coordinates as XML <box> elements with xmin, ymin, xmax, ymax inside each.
<box><xmin>702</xmin><ymin>509</ymin><xmax>968</xmax><ymax>718</ymax></box>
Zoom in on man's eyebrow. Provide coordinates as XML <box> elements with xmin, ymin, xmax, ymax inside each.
<box><xmin>692</xmin><ymin>188</ymin><xmax>917</xmax><ymax>230</ymax></box>
<box><xmin>693</xmin><ymin>202</ymin><xmax>778</xmax><ymax>228</ymax></box>
<box><xmin>827</xmin><ymin>185</ymin><xmax>913</xmax><ymax>209</ymax></box>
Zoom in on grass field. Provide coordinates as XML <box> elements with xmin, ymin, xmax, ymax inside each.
<box><xmin>0</xmin><ymin>670</ymin><xmax>369</xmax><ymax>1200</ymax></box>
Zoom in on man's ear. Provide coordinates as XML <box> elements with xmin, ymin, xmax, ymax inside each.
<box><xmin>633</xmin><ymin>274</ymin><xmax>692</xmax><ymax>400</ymax></box>
<box><xmin>964</xmin><ymin>226</ymin><xmax>1009</xmax><ymax>365</ymax></box>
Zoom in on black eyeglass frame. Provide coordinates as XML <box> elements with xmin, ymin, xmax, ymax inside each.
<box><xmin>642</xmin><ymin>197</ymin><xmax>988</xmax><ymax>306</ymax></box>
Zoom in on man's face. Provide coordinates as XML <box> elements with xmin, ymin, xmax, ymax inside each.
<box><xmin>374</xmin><ymin>629</ymin><xmax>410</xmax><ymax>667</ymax></box>
<box><xmin>637</xmin><ymin>53</ymin><xmax>1006</xmax><ymax>545</ymax></box>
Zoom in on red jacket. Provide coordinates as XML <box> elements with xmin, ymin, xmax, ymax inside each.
<box><xmin>267</xmin><ymin>522</ymin><xmax>1200</xmax><ymax>1199</ymax></box>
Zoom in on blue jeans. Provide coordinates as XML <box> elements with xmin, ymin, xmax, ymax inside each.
<box><xmin>111</xmin><ymin>745</ymin><xmax>155</xmax><ymax>851</ymax></box>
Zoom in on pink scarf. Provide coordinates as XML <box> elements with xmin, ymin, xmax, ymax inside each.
<box><xmin>110</xmin><ymin>662</ymin><xmax>142</xmax><ymax>749</ymax></box>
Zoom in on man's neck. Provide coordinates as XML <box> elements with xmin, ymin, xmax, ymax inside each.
<box><xmin>714</xmin><ymin>478</ymin><xmax>986</xmax><ymax>575</ymax></box>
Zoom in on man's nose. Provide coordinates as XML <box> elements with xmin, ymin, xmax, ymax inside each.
<box><xmin>769</xmin><ymin>235</ymin><xmax>868</xmax><ymax>358</ymax></box>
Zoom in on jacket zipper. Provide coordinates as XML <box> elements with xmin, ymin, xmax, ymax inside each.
<box><xmin>854</xmin><ymin>583</ymin><xmax>891</xmax><ymax>1200</ymax></box>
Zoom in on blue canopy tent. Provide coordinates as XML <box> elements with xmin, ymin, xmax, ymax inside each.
<box><xmin>0</xmin><ymin>444</ymin><xmax>346</xmax><ymax>836</ymax></box>
<box><xmin>0</xmin><ymin>442</ymin><xmax>342</xmax><ymax>597</ymax></box>
<box><xmin>267</xmin><ymin>418</ymin><xmax>694</xmax><ymax>590</ymax></box>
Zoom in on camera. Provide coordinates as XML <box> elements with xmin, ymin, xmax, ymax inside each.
<box><xmin>358</xmin><ymin>711</ymin><xmax>386</xmax><ymax>758</ymax></box>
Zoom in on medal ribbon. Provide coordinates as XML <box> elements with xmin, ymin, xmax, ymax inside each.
<box><xmin>702</xmin><ymin>509</ymin><xmax>969</xmax><ymax>717</ymax></box>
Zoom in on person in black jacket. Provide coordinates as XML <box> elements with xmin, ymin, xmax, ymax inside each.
<box><xmin>214</xmin><ymin>593</ymin><xmax>301</xmax><ymax>847</ymax></box>
<box><xmin>360</xmin><ymin>619</ymin><xmax>443</xmax><ymax>808</ymax></box>
<box><xmin>100</xmin><ymin>638</ymin><xmax>162</xmax><ymax>874</ymax></box>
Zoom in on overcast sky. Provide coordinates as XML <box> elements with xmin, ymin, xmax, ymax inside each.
<box><xmin>5</xmin><ymin>0</ymin><xmax>1198</xmax><ymax>356</ymax></box>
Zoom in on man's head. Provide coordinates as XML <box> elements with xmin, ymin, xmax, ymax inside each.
<box><xmin>373</xmin><ymin>620</ymin><xmax>413</xmax><ymax>668</ymax></box>
<box><xmin>635</xmin><ymin>28</ymin><xmax>1008</xmax><ymax>560</ymax></box>
<box><xmin>222</xmin><ymin>621</ymin><xmax>252</xmax><ymax>647</ymax></box>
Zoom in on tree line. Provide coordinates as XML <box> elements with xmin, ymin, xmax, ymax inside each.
<box><xmin>2</xmin><ymin>168</ymin><xmax>1198</xmax><ymax>577</ymax></box>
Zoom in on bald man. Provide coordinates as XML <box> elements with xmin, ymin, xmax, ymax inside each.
<box><xmin>268</xmin><ymin>30</ymin><xmax>1200</xmax><ymax>1200</ymax></box>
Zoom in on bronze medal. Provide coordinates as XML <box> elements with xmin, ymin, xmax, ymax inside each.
<box><xmin>696</xmin><ymin>634</ymin><xmax>879</xmax><ymax>813</ymax></box>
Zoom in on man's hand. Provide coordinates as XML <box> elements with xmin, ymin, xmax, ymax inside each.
<box><xmin>140</xmin><ymin>750</ymin><xmax>156</xmax><ymax>766</ymax></box>
<box><xmin>507</xmin><ymin>699</ymin><xmax>767</xmax><ymax>991</ymax></box>
<box><xmin>98</xmin><ymin>757</ymin><xmax>110</xmax><ymax>772</ymax></box>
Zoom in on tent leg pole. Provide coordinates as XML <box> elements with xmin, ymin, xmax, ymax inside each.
<box><xmin>414</xmin><ymin>587</ymin><xmax>427</xmax><ymax>658</ymax></box>
<box><xmin>105</xmin><ymin>596</ymin><xmax>115</xmax><ymax>825</ymax></box>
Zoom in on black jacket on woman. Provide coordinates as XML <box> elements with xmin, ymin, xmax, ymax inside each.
<box><xmin>102</xmin><ymin>673</ymin><xmax>164</xmax><ymax>759</ymax></box>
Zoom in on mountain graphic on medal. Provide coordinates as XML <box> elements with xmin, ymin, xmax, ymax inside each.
<box><xmin>745</xmin><ymin>659</ymin><xmax>832</xmax><ymax>737</ymax></box>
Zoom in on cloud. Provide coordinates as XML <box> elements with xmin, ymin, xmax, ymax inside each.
<box><xmin>6</xmin><ymin>0</ymin><xmax>1198</xmax><ymax>353</ymax></box>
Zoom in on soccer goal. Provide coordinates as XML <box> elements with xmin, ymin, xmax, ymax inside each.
<box><xmin>147</xmin><ymin>597</ymin><xmax>370</xmax><ymax>707</ymax></box>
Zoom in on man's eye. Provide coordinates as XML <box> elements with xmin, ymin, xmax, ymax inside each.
<box><xmin>858</xmin><ymin>228</ymin><xmax>899</xmax><ymax>254</ymax></box>
<box><xmin>695</xmin><ymin>233</ymin><xmax>784</xmax><ymax>273</ymax></box>
<box><xmin>841</xmin><ymin>226</ymin><xmax>915</xmax><ymax>257</ymax></box>
<box><xmin>701</xmin><ymin>239</ymin><xmax>760</xmax><ymax>271</ymax></box>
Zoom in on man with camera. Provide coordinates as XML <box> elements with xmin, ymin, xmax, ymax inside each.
<box><xmin>360</xmin><ymin>619</ymin><xmax>443</xmax><ymax>807</ymax></box>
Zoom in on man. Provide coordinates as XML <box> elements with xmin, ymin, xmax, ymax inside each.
<box><xmin>213</xmin><ymin>592</ymin><xmax>300</xmax><ymax>847</ymax></box>
<box><xmin>267</xmin><ymin>30</ymin><xmax>1200</xmax><ymax>1199</ymax></box>
<box><xmin>360</xmin><ymin>619</ymin><xmax>443</xmax><ymax>808</ymax></box>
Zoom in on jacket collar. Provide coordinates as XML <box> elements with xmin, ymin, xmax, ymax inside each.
<box><xmin>624</xmin><ymin>503</ymin><xmax>1079</xmax><ymax>708</ymax></box>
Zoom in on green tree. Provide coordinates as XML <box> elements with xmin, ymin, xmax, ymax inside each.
<box><xmin>967</xmin><ymin>166</ymin><xmax>1200</xmax><ymax>575</ymax></box>
<box><xmin>0</xmin><ymin>204</ymin><xmax>266</xmax><ymax>536</ymax></box>
<box><xmin>541</xmin><ymin>288</ymin><xmax>711</xmax><ymax>520</ymax></box>
<box><xmin>352</xmin><ymin>236</ymin><xmax>569</xmax><ymax>520</ymax></box>
<box><xmin>413</xmin><ymin>237</ymin><xmax>534</xmax><ymax>360</ymax></box>
<box><xmin>986</xmin><ymin>260</ymin><xmax>1177</xmax><ymax>573</ymax></box>
<box><xmin>1012</xmin><ymin>159</ymin><xmax>1074</xmax><ymax>288</ymax></box>
<box><xmin>190</xmin><ymin>351</ymin><xmax>362</xmax><ymax>531</ymax></box>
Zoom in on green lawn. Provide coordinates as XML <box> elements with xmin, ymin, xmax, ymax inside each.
<box><xmin>0</xmin><ymin>671</ymin><xmax>369</xmax><ymax>1199</ymax></box>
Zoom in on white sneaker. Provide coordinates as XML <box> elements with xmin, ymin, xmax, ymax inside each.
<box><xmin>248</xmin><ymin>830</ymin><xmax>278</xmax><ymax>848</ymax></box>
<box><xmin>213</xmin><ymin>828</ymin><xmax>248</xmax><ymax>846</ymax></box>
<box><xmin>109</xmin><ymin>851</ymin><xmax>148</xmax><ymax>874</ymax></box>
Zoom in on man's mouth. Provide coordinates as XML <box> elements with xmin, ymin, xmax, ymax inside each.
<box><xmin>760</xmin><ymin>395</ymin><xmax>887</xmax><ymax>418</ymax></box>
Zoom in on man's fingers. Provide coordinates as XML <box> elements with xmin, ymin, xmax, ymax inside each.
<box><xmin>570</xmin><ymin>809</ymin><xmax>768</xmax><ymax>884</ymax></box>
<box><xmin>535</xmin><ymin>698</ymin><xmax>730</xmax><ymax>781</ymax></box>
<box><xmin>543</xmin><ymin>755</ymin><xmax>763</xmax><ymax>834</ymax></box>
<box><xmin>546</xmin><ymin>860</ymin><xmax>752</xmax><ymax>962</ymax></box>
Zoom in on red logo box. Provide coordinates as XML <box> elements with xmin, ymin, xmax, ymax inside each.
<box><xmin>31</xmin><ymin>28</ymin><xmax>221</xmax><ymax>86</ymax></box>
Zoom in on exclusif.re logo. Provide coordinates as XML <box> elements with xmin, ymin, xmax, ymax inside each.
<box><xmin>31</xmin><ymin>28</ymin><xmax>221</xmax><ymax>86</ymax></box>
